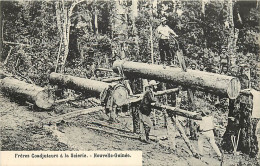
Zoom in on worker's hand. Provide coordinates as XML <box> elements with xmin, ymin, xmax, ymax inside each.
<box><xmin>228</xmin><ymin>117</ymin><xmax>235</xmax><ymax>121</ymax></box>
<box><xmin>151</xmin><ymin>102</ymin><xmax>156</xmax><ymax>105</ymax></box>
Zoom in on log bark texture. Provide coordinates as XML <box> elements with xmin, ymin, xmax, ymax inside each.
<box><xmin>49</xmin><ymin>72</ymin><xmax>128</xmax><ymax>106</ymax></box>
<box><xmin>113</xmin><ymin>60</ymin><xmax>241</xmax><ymax>99</ymax></box>
<box><xmin>0</xmin><ymin>77</ymin><xmax>54</xmax><ymax>109</ymax></box>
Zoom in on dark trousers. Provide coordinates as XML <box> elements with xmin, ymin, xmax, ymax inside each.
<box><xmin>159</xmin><ymin>39</ymin><xmax>174</xmax><ymax>64</ymax></box>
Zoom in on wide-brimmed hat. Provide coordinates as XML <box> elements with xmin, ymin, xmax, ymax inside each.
<box><xmin>148</xmin><ymin>80</ymin><xmax>159</xmax><ymax>86</ymax></box>
<box><xmin>161</xmin><ymin>17</ymin><xmax>167</xmax><ymax>22</ymax></box>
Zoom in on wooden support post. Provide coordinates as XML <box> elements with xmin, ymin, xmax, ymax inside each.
<box><xmin>132</xmin><ymin>104</ymin><xmax>140</xmax><ymax>134</ymax></box>
<box><xmin>162</xmin><ymin>83</ymin><xmax>168</xmax><ymax>128</ymax></box>
<box><xmin>170</xmin><ymin>115</ymin><xmax>199</xmax><ymax>157</ymax></box>
<box><xmin>166</xmin><ymin>114</ymin><xmax>177</xmax><ymax>150</ymax></box>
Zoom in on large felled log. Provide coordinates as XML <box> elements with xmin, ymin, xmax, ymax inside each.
<box><xmin>49</xmin><ymin>72</ymin><xmax>128</xmax><ymax>106</ymax></box>
<box><xmin>0</xmin><ymin>77</ymin><xmax>54</xmax><ymax>109</ymax></box>
<box><xmin>113</xmin><ymin>60</ymin><xmax>241</xmax><ymax>99</ymax></box>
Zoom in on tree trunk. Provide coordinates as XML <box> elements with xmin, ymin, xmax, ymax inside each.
<box><xmin>113</xmin><ymin>60</ymin><xmax>241</xmax><ymax>99</ymax></box>
<box><xmin>131</xmin><ymin>0</ymin><xmax>138</xmax><ymax>18</ymax></box>
<box><xmin>49</xmin><ymin>72</ymin><xmax>128</xmax><ymax>106</ymax></box>
<box><xmin>55</xmin><ymin>0</ymin><xmax>85</xmax><ymax>73</ymax></box>
<box><xmin>0</xmin><ymin>1</ymin><xmax>2</xmax><ymax>59</ymax></box>
<box><xmin>149</xmin><ymin>1</ymin><xmax>154</xmax><ymax>64</ymax></box>
<box><xmin>1</xmin><ymin>77</ymin><xmax>54</xmax><ymax>109</ymax></box>
<box><xmin>94</xmin><ymin>0</ymin><xmax>98</xmax><ymax>35</ymax></box>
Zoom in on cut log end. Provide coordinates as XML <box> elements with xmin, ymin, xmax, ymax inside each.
<box><xmin>1</xmin><ymin>77</ymin><xmax>54</xmax><ymax>110</ymax></box>
<box><xmin>35</xmin><ymin>90</ymin><xmax>55</xmax><ymax>110</ymax></box>
<box><xmin>227</xmin><ymin>77</ymin><xmax>241</xmax><ymax>99</ymax></box>
<box><xmin>111</xmin><ymin>84</ymin><xmax>128</xmax><ymax>106</ymax></box>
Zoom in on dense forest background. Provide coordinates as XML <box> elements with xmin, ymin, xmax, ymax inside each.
<box><xmin>0</xmin><ymin>0</ymin><xmax>259</xmax><ymax>88</ymax></box>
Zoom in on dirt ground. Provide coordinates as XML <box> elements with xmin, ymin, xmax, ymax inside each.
<box><xmin>0</xmin><ymin>93</ymin><xmax>259</xmax><ymax>166</ymax></box>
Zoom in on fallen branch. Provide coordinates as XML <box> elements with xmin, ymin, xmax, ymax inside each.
<box><xmin>55</xmin><ymin>97</ymin><xmax>77</xmax><ymax>104</ymax></box>
<box><xmin>42</xmin><ymin>106</ymin><xmax>104</xmax><ymax>124</ymax></box>
<box><xmin>4</xmin><ymin>46</ymin><xmax>13</xmax><ymax>65</ymax></box>
<box><xmin>3</xmin><ymin>41</ymin><xmax>31</xmax><ymax>47</ymax></box>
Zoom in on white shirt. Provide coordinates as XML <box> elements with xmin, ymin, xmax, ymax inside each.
<box><xmin>156</xmin><ymin>25</ymin><xmax>177</xmax><ymax>39</ymax></box>
<box><xmin>251</xmin><ymin>89</ymin><xmax>260</xmax><ymax>118</ymax></box>
<box><xmin>199</xmin><ymin>116</ymin><xmax>214</xmax><ymax>131</ymax></box>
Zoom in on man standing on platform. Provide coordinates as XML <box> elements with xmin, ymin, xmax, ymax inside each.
<box><xmin>156</xmin><ymin>17</ymin><xmax>178</xmax><ymax>66</ymax></box>
<box><xmin>139</xmin><ymin>80</ymin><xmax>158</xmax><ymax>143</ymax></box>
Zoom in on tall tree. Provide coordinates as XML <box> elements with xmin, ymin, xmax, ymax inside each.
<box><xmin>0</xmin><ymin>0</ymin><xmax>3</xmax><ymax>60</ymax></box>
<box><xmin>55</xmin><ymin>0</ymin><xmax>86</xmax><ymax>73</ymax></box>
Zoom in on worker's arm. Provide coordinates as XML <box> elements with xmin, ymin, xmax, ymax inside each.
<box><xmin>168</xmin><ymin>26</ymin><xmax>178</xmax><ymax>37</ymax></box>
<box><xmin>147</xmin><ymin>90</ymin><xmax>156</xmax><ymax>103</ymax></box>
<box><xmin>155</xmin><ymin>26</ymin><xmax>163</xmax><ymax>39</ymax></box>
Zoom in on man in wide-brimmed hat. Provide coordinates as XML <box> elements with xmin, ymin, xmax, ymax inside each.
<box><xmin>156</xmin><ymin>17</ymin><xmax>178</xmax><ymax>66</ymax></box>
<box><xmin>139</xmin><ymin>80</ymin><xmax>158</xmax><ymax>143</ymax></box>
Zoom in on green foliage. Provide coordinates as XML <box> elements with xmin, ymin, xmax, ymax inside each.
<box><xmin>2</xmin><ymin>1</ymin><xmax>59</xmax><ymax>86</ymax></box>
<box><xmin>1</xmin><ymin>0</ymin><xmax>259</xmax><ymax>88</ymax></box>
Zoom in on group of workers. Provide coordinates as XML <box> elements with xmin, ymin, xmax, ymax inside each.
<box><xmin>80</xmin><ymin>16</ymin><xmax>255</xmax><ymax>161</ymax></box>
<box><xmin>138</xmin><ymin>79</ymin><xmax>222</xmax><ymax>160</ymax></box>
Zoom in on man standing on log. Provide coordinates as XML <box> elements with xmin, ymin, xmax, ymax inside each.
<box><xmin>156</xmin><ymin>17</ymin><xmax>178</xmax><ymax>67</ymax></box>
<box><xmin>198</xmin><ymin>108</ymin><xmax>222</xmax><ymax>160</ymax></box>
<box><xmin>139</xmin><ymin>80</ymin><xmax>158</xmax><ymax>143</ymax></box>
